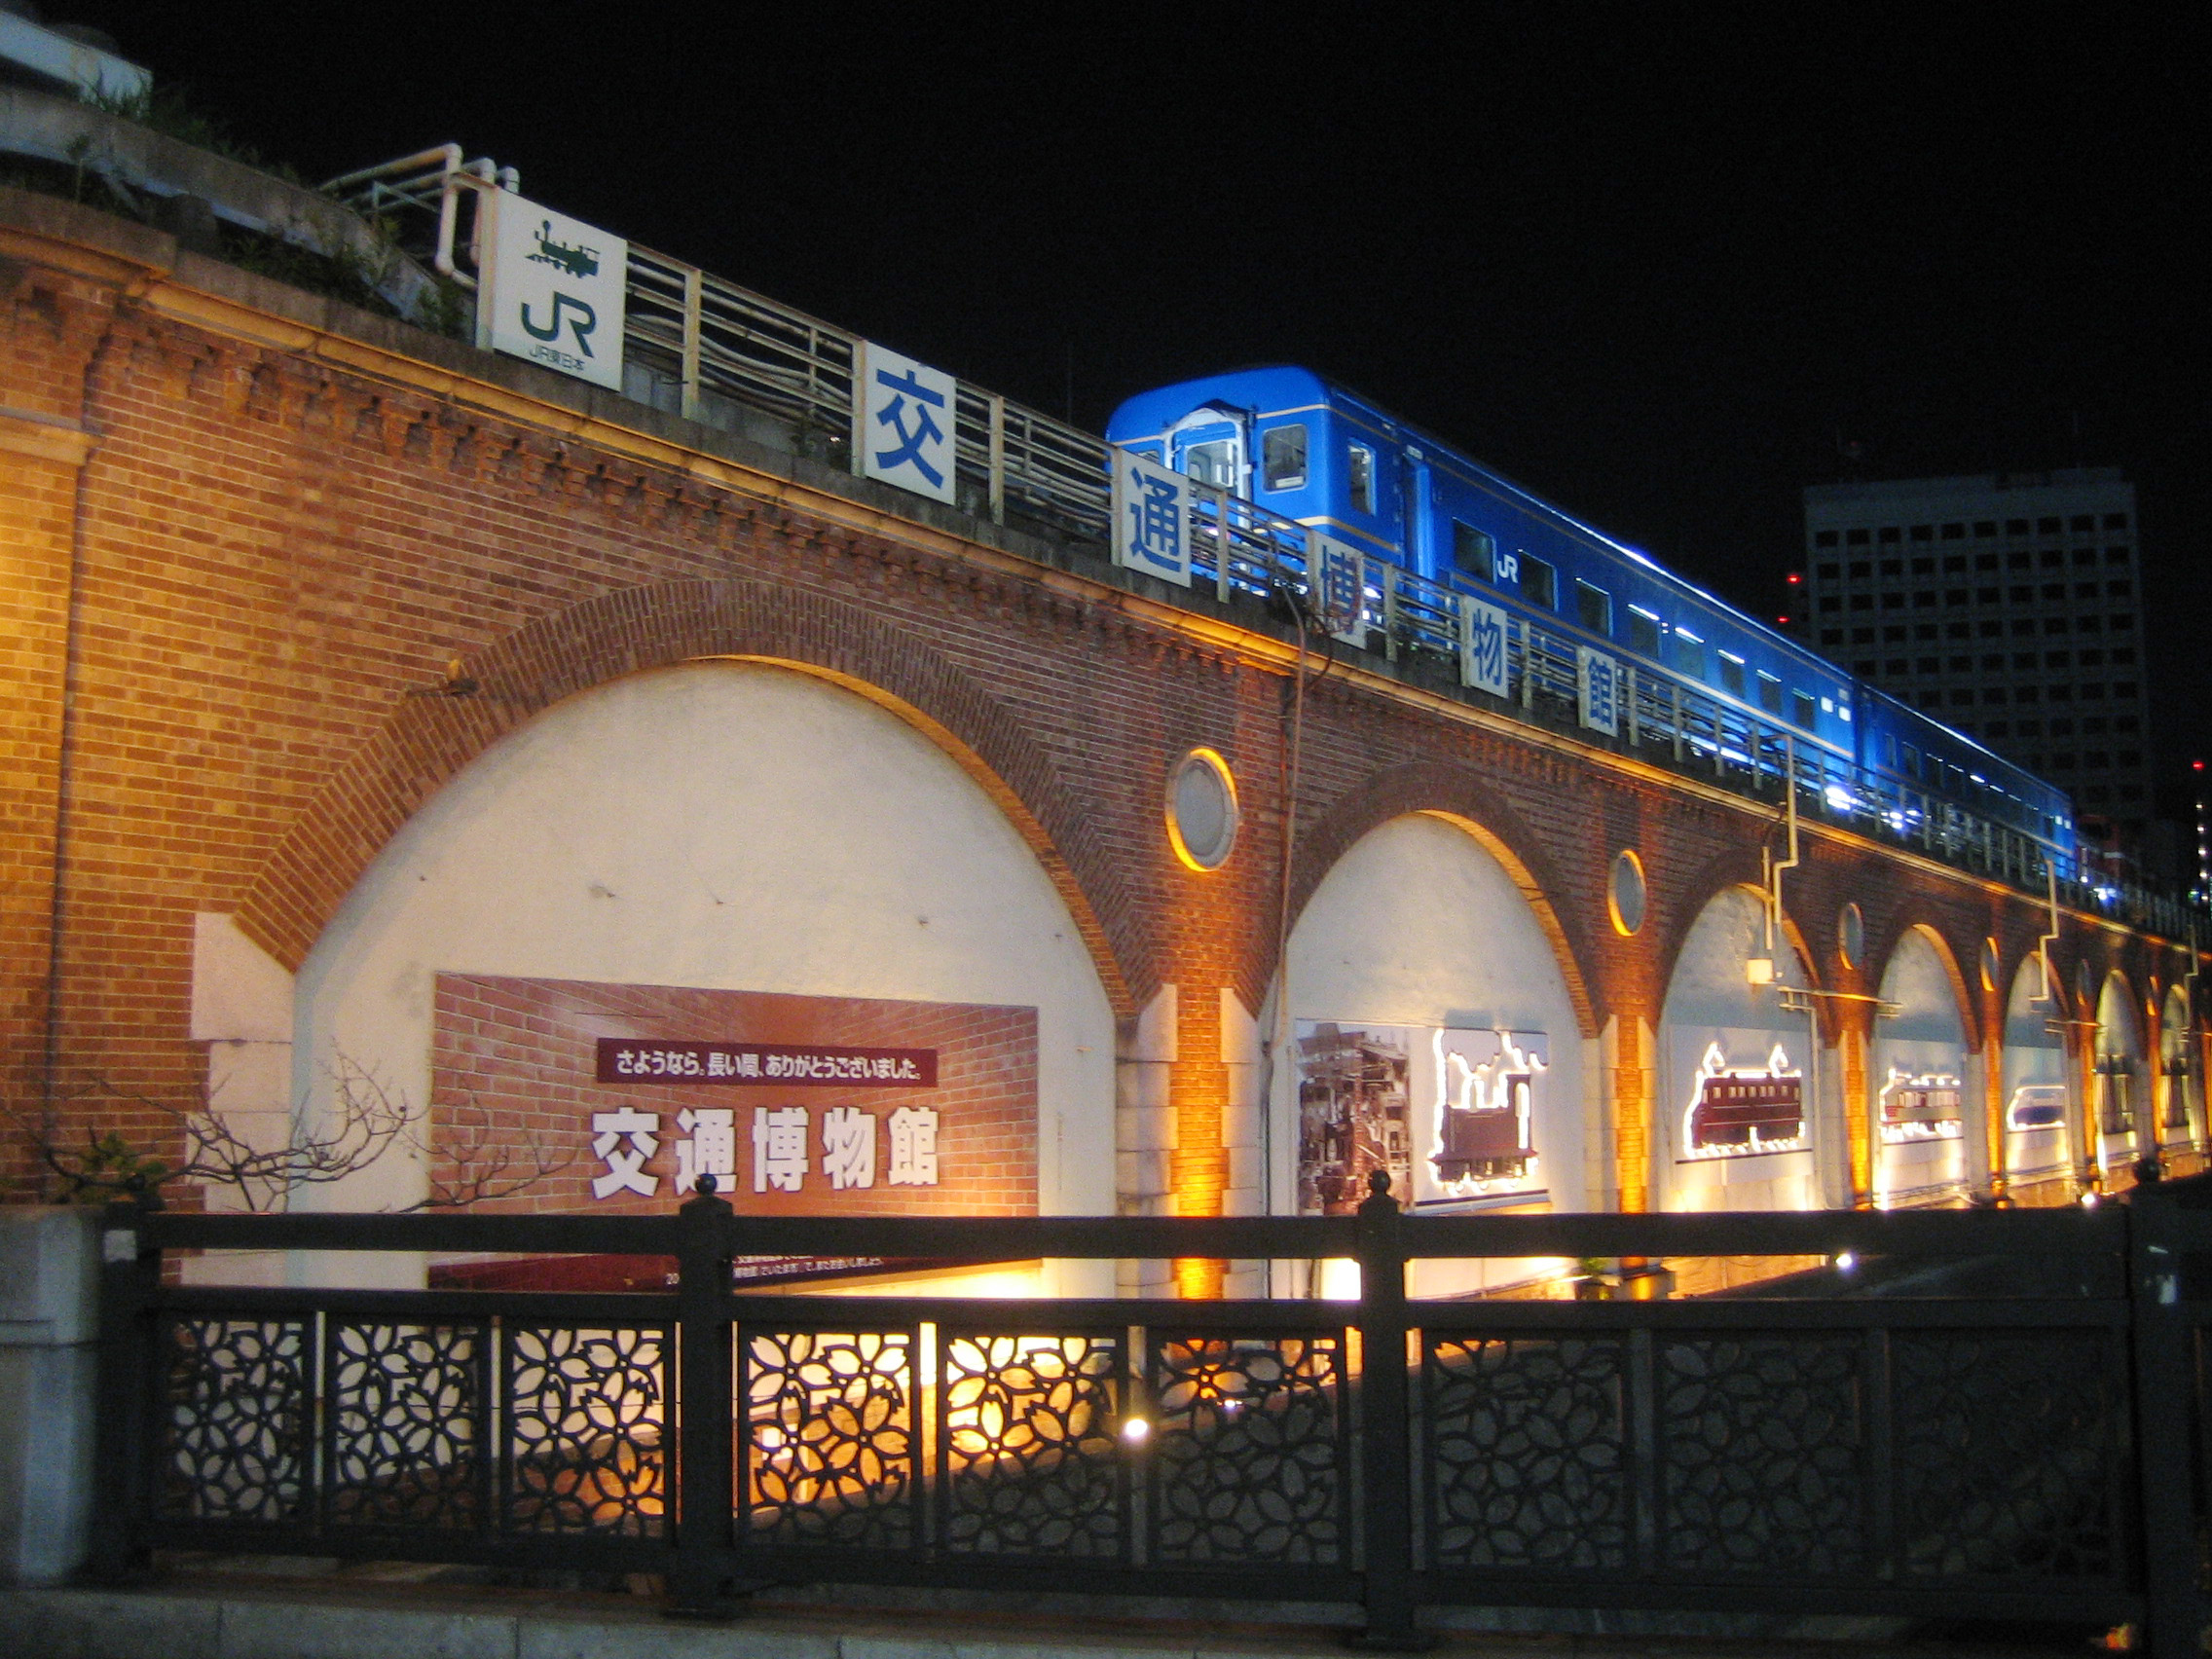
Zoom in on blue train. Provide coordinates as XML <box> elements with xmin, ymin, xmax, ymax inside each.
<box><xmin>1105</xmin><ymin>366</ymin><xmax>2075</xmax><ymax>868</ymax></box>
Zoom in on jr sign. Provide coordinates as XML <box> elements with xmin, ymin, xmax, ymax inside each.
<box><xmin>476</xmin><ymin>192</ymin><xmax>628</xmax><ymax>391</ymax></box>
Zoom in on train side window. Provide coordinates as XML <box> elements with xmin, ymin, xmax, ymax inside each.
<box><xmin>1668</xmin><ymin>628</ymin><xmax>1705</xmax><ymax>680</ymax></box>
<box><xmin>1574</xmin><ymin>579</ymin><xmax>1612</xmax><ymax>636</ymax></box>
<box><xmin>1262</xmin><ymin>425</ymin><xmax>1308</xmax><ymax>492</ymax></box>
<box><xmin>1754</xmin><ymin>673</ymin><xmax>1783</xmax><ymax>715</ymax></box>
<box><xmin>1717</xmin><ymin>651</ymin><xmax>1748</xmax><ymax>698</ymax></box>
<box><xmin>1346</xmin><ymin>444</ymin><xmax>1376</xmax><ymax>513</ymax></box>
<box><xmin>1626</xmin><ymin>606</ymin><xmax>1661</xmax><ymax>655</ymax></box>
<box><xmin>1792</xmin><ymin>688</ymin><xmax>1818</xmax><ymax>727</ymax></box>
<box><xmin>1520</xmin><ymin>555</ymin><xmax>1557</xmax><ymax>609</ymax></box>
<box><xmin>1452</xmin><ymin>521</ymin><xmax>1494</xmax><ymax>580</ymax></box>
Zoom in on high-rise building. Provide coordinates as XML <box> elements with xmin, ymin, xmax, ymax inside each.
<box><xmin>1796</xmin><ymin>469</ymin><xmax>2151</xmax><ymax>832</ymax></box>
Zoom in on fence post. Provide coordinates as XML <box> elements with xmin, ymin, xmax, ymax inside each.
<box><xmin>88</xmin><ymin>1194</ymin><xmax>162</xmax><ymax>1584</ymax></box>
<box><xmin>1352</xmin><ymin>1171</ymin><xmax>1425</xmax><ymax>1649</ymax></box>
<box><xmin>669</xmin><ymin>1177</ymin><xmax>737</xmax><ymax>1619</ymax></box>
<box><xmin>2127</xmin><ymin>1182</ymin><xmax>2207</xmax><ymax>1659</ymax></box>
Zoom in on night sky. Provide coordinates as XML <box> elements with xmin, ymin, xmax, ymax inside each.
<box><xmin>61</xmin><ymin>2</ymin><xmax>2211</xmax><ymax>802</ymax></box>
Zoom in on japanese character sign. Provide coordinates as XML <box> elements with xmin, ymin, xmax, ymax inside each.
<box><xmin>477</xmin><ymin>192</ymin><xmax>627</xmax><ymax>392</ymax></box>
<box><xmin>1310</xmin><ymin>535</ymin><xmax>1367</xmax><ymax>646</ymax></box>
<box><xmin>822</xmin><ymin>1106</ymin><xmax>877</xmax><ymax>1190</ymax></box>
<box><xmin>590</xmin><ymin>1107</ymin><xmax>659</xmax><ymax>1199</ymax></box>
<box><xmin>754</xmin><ymin>1105</ymin><xmax>809</xmax><ymax>1193</ymax></box>
<box><xmin>1459</xmin><ymin>598</ymin><xmax>1509</xmax><ymax>697</ymax></box>
<box><xmin>887</xmin><ymin>1105</ymin><xmax>940</xmax><ymax>1186</ymax></box>
<box><xmin>1111</xmin><ymin>449</ymin><xmax>1194</xmax><ymax>586</ymax></box>
<box><xmin>674</xmin><ymin>1107</ymin><xmax>736</xmax><ymax>1194</ymax></box>
<box><xmin>1577</xmin><ymin>646</ymin><xmax>1619</xmax><ymax>736</ymax></box>
<box><xmin>856</xmin><ymin>342</ymin><xmax>957</xmax><ymax>503</ymax></box>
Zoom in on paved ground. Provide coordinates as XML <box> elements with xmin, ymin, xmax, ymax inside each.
<box><xmin>1</xmin><ymin>1566</ymin><xmax>2117</xmax><ymax>1659</ymax></box>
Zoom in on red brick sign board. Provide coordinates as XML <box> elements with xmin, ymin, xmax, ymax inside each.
<box><xmin>430</xmin><ymin>975</ymin><xmax>1038</xmax><ymax>1235</ymax></box>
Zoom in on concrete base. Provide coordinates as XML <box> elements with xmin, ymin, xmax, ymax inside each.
<box><xmin>0</xmin><ymin>1207</ymin><xmax>99</xmax><ymax>1586</ymax></box>
<box><xmin>0</xmin><ymin>1573</ymin><xmax>2072</xmax><ymax>1659</ymax></box>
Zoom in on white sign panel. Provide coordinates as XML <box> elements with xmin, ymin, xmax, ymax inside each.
<box><xmin>1459</xmin><ymin>597</ymin><xmax>1508</xmax><ymax>697</ymax></box>
<box><xmin>1311</xmin><ymin>535</ymin><xmax>1367</xmax><ymax>645</ymax></box>
<box><xmin>478</xmin><ymin>192</ymin><xmax>627</xmax><ymax>390</ymax></box>
<box><xmin>1111</xmin><ymin>448</ymin><xmax>1192</xmax><ymax>586</ymax></box>
<box><xmin>1576</xmin><ymin>646</ymin><xmax>1619</xmax><ymax>735</ymax></box>
<box><xmin>855</xmin><ymin>342</ymin><xmax>957</xmax><ymax>503</ymax></box>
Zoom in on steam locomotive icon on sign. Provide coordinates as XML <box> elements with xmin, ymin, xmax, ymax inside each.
<box><xmin>1428</xmin><ymin>1029</ymin><xmax>1545</xmax><ymax>1191</ymax></box>
<box><xmin>1683</xmin><ymin>1043</ymin><xmax>1807</xmax><ymax>1158</ymax></box>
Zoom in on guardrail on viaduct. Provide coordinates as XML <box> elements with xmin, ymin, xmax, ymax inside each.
<box><xmin>92</xmin><ymin>1178</ymin><xmax>2212</xmax><ymax>1653</ymax></box>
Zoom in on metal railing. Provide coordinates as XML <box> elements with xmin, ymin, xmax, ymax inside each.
<box><xmin>91</xmin><ymin>1180</ymin><xmax>2212</xmax><ymax>1652</ymax></box>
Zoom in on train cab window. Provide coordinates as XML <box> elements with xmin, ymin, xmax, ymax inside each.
<box><xmin>1346</xmin><ymin>444</ymin><xmax>1376</xmax><ymax>513</ymax></box>
<box><xmin>1574</xmin><ymin>580</ymin><xmax>1612</xmax><ymax>636</ymax></box>
<box><xmin>1260</xmin><ymin>425</ymin><xmax>1308</xmax><ymax>492</ymax></box>
<box><xmin>1668</xmin><ymin>628</ymin><xmax>1705</xmax><ymax>680</ymax></box>
<box><xmin>1452</xmin><ymin>522</ymin><xmax>1495</xmax><ymax>580</ymax></box>
<box><xmin>1755</xmin><ymin>672</ymin><xmax>1784</xmax><ymax>716</ymax></box>
<box><xmin>1717</xmin><ymin>652</ymin><xmax>1748</xmax><ymax>699</ymax></box>
<box><xmin>1520</xmin><ymin>555</ymin><xmax>1557</xmax><ymax>609</ymax></box>
<box><xmin>1184</xmin><ymin>439</ymin><xmax>1237</xmax><ymax>490</ymax></box>
<box><xmin>1626</xmin><ymin>606</ymin><xmax>1661</xmax><ymax>655</ymax></box>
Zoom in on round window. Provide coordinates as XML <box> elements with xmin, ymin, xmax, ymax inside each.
<box><xmin>1608</xmin><ymin>850</ymin><xmax>1646</xmax><ymax>936</ymax></box>
<box><xmin>1166</xmin><ymin>749</ymin><xmax>1239</xmax><ymax>871</ymax></box>
<box><xmin>1838</xmin><ymin>903</ymin><xmax>1865</xmax><ymax>971</ymax></box>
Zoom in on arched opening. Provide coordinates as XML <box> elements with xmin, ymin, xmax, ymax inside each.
<box><xmin>1656</xmin><ymin>885</ymin><xmax>1826</xmax><ymax>1213</ymax></box>
<box><xmin>1999</xmin><ymin>954</ymin><xmax>2071</xmax><ymax>1200</ymax></box>
<box><xmin>2092</xmin><ymin>972</ymin><xmax>2146</xmax><ymax>1180</ymax></box>
<box><xmin>1874</xmin><ymin>927</ymin><xmax>1973</xmax><ymax>1208</ymax></box>
<box><xmin>289</xmin><ymin>660</ymin><xmax>1118</xmax><ymax>1289</ymax></box>
<box><xmin>2160</xmin><ymin>982</ymin><xmax>2204</xmax><ymax>1161</ymax></box>
<box><xmin>1268</xmin><ymin>811</ymin><xmax>1587</xmax><ymax>1297</ymax></box>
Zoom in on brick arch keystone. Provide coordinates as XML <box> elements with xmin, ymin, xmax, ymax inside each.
<box><xmin>237</xmin><ymin>579</ymin><xmax>1142</xmax><ymax>1016</ymax></box>
<box><xmin>1282</xmin><ymin>760</ymin><xmax>1599</xmax><ymax>1039</ymax></box>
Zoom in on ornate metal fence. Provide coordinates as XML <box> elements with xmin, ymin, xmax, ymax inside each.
<box><xmin>90</xmin><ymin>1182</ymin><xmax>2212</xmax><ymax>1653</ymax></box>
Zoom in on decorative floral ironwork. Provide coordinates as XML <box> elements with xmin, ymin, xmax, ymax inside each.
<box><xmin>157</xmin><ymin>1315</ymin><xmax>312</xmax><ymax>1523</ymax></box>
<box><xmin>1424</xmin><ymin>1334</ymin><xmax>1628</xmax><ymax>1569</ymax></box>
<box><xmin>938</xmin><ymin>1330</ymin><xmax>1122</xmax><ymax>1558</ymax></box>
<box><xmin>744</xmin><ymin>1328</ymin><xmax>915</xmax><ymax>1548</ymax></box>
<box><xmin>1657</xmin><ymin>1334</ymin><xmax>1864</xmax><ymax>1574</ymax></box>
<box><xmin>326</xmin><ymin>1320</ymin><xmax>486</xmax><ymax>1530</ymax></box>
<box><xmin>1148</xmin><ymin>1332</ymin><xmax>1345</xmax><ymax>1564</ymax></box>
<box><xmin>505</xmin><ymin>1325</ymin><xmax>668</xmax><ymax>1536</ymax></box>
<box><xmin>1892</xmin><ymin>1331</ymin><xmax>2121</xmax><ymax>1580</ymax></box>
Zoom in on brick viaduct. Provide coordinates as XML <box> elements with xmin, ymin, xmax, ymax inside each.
<box><xmin>3</xmin><ymin>189</ymin><xmax>2201</xmax><ymax>1261</ymax></box>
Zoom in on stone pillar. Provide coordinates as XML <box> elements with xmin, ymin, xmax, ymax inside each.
<box><xmin>1219</xmin><ymin>989</ymin><xmax>1266</xmax><ymax>1296</ymax></box>
<box><xmin>1842</xmin><ymin>1023</ymin><xmax>1873</xmax><ymax>1206</ymax></box>
<box><xmin>1601</xmin><ymin>1014</ymin><xmax>1652</xmax><ymax>1213</ymax></box>
<box><xmin>1115</xmin><ymin>982</ymin><xmax>1177</xmax><ymax>1297</ymax></box>
<box><xmin>0</xmin><ymin>1206</ymin><xmax>98</xmax><ymax>1585</ymax></box>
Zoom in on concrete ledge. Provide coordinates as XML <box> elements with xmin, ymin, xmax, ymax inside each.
<box><xmin>0</xmin><ymin>1578</ymin><xmax>2076</xmax><ymax>1659</ymax></box>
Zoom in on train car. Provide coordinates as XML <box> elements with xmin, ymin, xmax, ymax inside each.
<box><xmin>1105</xmin><ymin>366</ymin><xmax>2076</xmax><ymax>876</ymax></box>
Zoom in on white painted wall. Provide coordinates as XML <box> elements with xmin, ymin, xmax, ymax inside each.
<box><xmin>1656</xmin><ymin>886</ymin><xmax>1824</xmax><ymax>1213</ymax></box>
<box><xmin>2094</xmin><ymin>973</ymin><xmax>2146</xmax><ymax>1176</ymax></box>
<box><xmin>2000</xmin><ymin>958</ymin><xmax>2070</xmax><ymax>1185</ymax></box>
<box><xmin>1265</xmin><ymin>812</ymin><xmax>1586</xmax><ymax>1298</ymax></box>
<box><xmin>1875</xmin><ymin>931</ymin><xmax>1971</xmax><ymax>1206</ymax></box>
<box><xmin>293</xmin><ymin>662</ymin><xmax>1119</xmax><ymax>1290</ymax></box>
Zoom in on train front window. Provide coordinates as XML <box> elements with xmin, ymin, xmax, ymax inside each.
<box><xmin>1346</xmin><ymin>444</ymin><xmax>1376</xmax><ymax>513</ymax></box>
<box><xmin>1453</xmin><ymin>522</ymin><xmax>1494</xmax><ymax>580</ymax></box>
<box><xmin>1262</xmin><ymin>425</ymin><xmax>1308</xmax><ymax>492</ymax></box>
<box><xmin>1184</xmin><ymin>439</ymin><xmax>1237</xmax><ymax>491</ymax></box>
<box><xmin>1574</xmin><ymin>580</ymin><xmax>1612</xmax><ymax>636</ymax></box>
